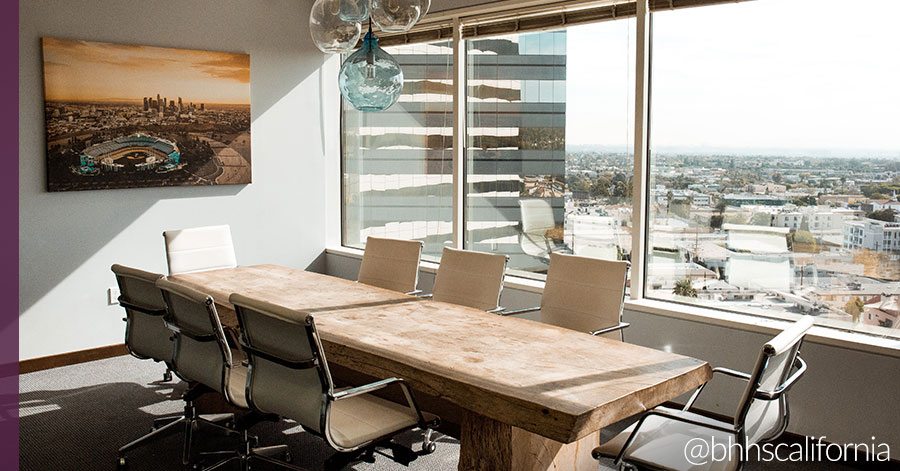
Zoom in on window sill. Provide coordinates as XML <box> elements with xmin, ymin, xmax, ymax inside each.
<box><xmin>324</xmin><ymin>246</ymin><xmax>900</xmax><ymax>359</ymax></box>
<box><xmin>625</xmin><ymin>298</ymin><xmax>900</xmax><ymax>359</ymax></box>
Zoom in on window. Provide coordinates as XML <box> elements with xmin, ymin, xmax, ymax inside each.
<box><xmin>646</xmin><ymin>0</ymin><xmax>900</xmax><ymax>338</ymax></box>
<box><xmin>342</xmin><ymin>41</ymin><xmax>454</xmax><ymax>260</ymax></box>
<box><xmin>463</xmin><ymin>22</ymin><xmax>635</xmax><ymax>280</ymax></box>
<box><xmin>340</xmin><ymin>0</ymin><xmax>900</xmax><ymax>342</ymax></box>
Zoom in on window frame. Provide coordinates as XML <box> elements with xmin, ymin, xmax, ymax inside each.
<box><xmin>335</xmin><ymin>0</ymin><xmax>900</xmax><ymax>351</ymax></box>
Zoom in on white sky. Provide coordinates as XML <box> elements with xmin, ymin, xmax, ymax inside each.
<box><xmin>565</xmin><ymin>0</ymin><xmax>900</xmax><ymax>156</ymax></box>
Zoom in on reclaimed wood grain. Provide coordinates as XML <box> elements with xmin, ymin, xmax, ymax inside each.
<box><xmin>170</xmin><ymin>265</ymin><xmax>712</xmax><ymax>466</ymax></box>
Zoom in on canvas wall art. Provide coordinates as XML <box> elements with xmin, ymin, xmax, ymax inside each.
<box><xmin>41</xmin><ymin>37</ymin><xmax>251</xmax><ymax>192</ymax></box>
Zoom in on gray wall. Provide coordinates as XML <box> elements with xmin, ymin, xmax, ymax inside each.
<box><xmin>324</xmin><ymin>251</ymin><xmax>900</xmax><ymax>451</ymax></box>
<box><xmin>18</xmin><ymin>0</ymin><xmax>337</xmax><ymax>359</ymax></box>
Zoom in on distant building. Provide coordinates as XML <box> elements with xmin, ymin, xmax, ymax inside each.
<box><xmin>863</xmin><ymin>295</ymin><xmax>899</xmax><ymax>329</ymax></box>
<box><xmin>722</xmin><ymin>193</ymin><xmax>789</xmax><ymax>207</ymax></box>
<box><xmin>843</xmin><ymin>218</ymin><xmax>900</xmax><ymax>251</ymax></box>
<box><xmin>749</xmin><ymin>183</ymin><xmax>787</xmax><ymax>195</ymax></box>
<box><xmin>860</xmin><ymin>199</ymin><xmax>900</xmax><ymax>214</ymax></box>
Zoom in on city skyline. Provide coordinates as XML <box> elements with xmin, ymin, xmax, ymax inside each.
<box><xmin>41</xmin><ymin>37</ymin><xmax>250</xmax><ymax>105</ymax></box>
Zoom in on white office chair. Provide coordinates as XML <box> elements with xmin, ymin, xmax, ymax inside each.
<box><xmin>518</xmin><ymin>199</ymin><xmax>566</xmax><ymax>262</ymax></box>
<box><xmin>357</xmin><ymin>236</ymin><xmax>424</xmax><ymax>294</ymax></box>
<box><xmin>500</xmin><ymin>253</ymin><xmax>630</xmax><ymax>340</ymax></box>
<box><xmin>163</xmin><ymin>225</ymin><xmax>237</xmax><ymax>275</ymax></box>
<box><xmin>426</xmin><ymin>247</ymin><xmax>508</xmax><ymax>312</ymax></box>
<box><xmin>156</xmin><ymin>278</ymin><xmax>289</xmax><ymax>469</ymax></box>
<box><xmin>593</xmin><ymin>316</ymin><xmax>814</xmax><ymax>471</ymax></box>
<box><xmin>230</xmin><ymin>293</ymin><xmax>439</xmax><ymax>469</ymax></box>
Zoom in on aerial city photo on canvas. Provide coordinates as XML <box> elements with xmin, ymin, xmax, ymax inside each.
<box><xmin>41</xmin><ymin>37</ymin><xmax>251</xmax><ymax>192</ymax></box>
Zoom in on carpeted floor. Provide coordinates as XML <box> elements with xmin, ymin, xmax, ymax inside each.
<box><xmin>19</xmin><ymin>355</ymin><xmax>887</xmax><ymax>471</ymax></box>
<box><xmin>19</xmin><ymin>355</ymin><xmax>460</xmax><ymax>471</ymax></box>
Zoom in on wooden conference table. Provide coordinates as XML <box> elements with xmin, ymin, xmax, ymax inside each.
<box><xmin>170</xmin><ymin>264</ymin><xmax>711</xmax><ymax>471</ymax></box>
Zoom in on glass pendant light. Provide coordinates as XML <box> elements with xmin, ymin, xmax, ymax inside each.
<box><xmin>310</xmin><ymin>0</ymin><xmax>362</xmax><ymax>54</ymax></box>
<box><xmin>338</xmin><ymin>20</ymin><xmax>404</xmax><ymax>111</ymax></box>
<box><xmin>339</xmin><ymin>0</ymin><xmax>369</xmax><ymax>22</ymax></box>
<box><xmin>370</xmin><ymin>0</ymin><xmax>422</xmax><ymax>33</ymax></box>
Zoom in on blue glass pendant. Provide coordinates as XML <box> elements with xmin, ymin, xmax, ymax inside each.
<box><xmin>338</xmin><ymin>26</ymin><xmax>404</xmax><ymax>112</ymax></box>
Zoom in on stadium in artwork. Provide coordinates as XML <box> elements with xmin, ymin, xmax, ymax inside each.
<box><xmin>41</xmin><ymin>37</ymin><xmax>251</xmax><ymax>191</ymax></box>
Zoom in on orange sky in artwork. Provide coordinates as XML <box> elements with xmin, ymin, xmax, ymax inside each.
<box><xmin>42</xmin><ymin>37</ymin><xmax>250</xmax><ymax>105</ymax></box>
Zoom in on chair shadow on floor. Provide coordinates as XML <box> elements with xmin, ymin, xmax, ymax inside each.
<box><xmin>18</xmin><ymin>376</ymin><xmax>461</xmax><ymax>471</ymax></box>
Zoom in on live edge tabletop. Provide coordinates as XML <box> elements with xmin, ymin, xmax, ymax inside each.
<box><xmin>170</xmin><ymin>264</ymin><xmax>712</xmax><ymax>471</ymax></box>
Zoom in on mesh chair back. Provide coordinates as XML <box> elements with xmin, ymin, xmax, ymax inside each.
<box><xmin>358</xmin><ymin>237</ymin><xmax>423</xmax><ymax>293</ymax></box>
<box><xmin>432</xmin><ymin>247</ymin><xmax>508</xmax><ymax>311</ymax></box>
<box><xmin>230</xmin><ymin>293</ymin><xmax>330</xmax><ymax>435</ymax></box>
<box><xmin>156</xmin><ymin>278</ymin><xmax>230</xmax><ymax>394</ymax></box>
<box><xmin>163</xmin><ymin>225</ymin><xmax>237</xmax><ymax>275</ymax></box>
<box><xmin>735</xmin><ymin>316</ymin><xmax>813</xmax><ymax>444</ymax></box>
<box><xmin>111</xmin><ymin>264</ymin><xmax>171</xmax><ymax>363</ymax></box>
<box><xmin>542</xmin><ymin>253</ymin><xmax>628</xmax><ymax>340</ymax></box>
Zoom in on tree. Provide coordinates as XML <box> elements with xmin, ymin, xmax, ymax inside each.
<box><xmin>867</xmin><ymin>209</ymin><xmax>897</xmax><ymax>222</ymax></box>
<box><xmin>673</xmin><ymin>279</ymin><xmax>698</xmax><ymax>298</ymax></box>
<box><xmin>843</xmin><ymin>297</ymin><xmax>865</xmax><ymax>324</ymax></box>
<box><xmin>715</xmin><ymin>201</ymin><xmax>727</xmax><ymax>214</ymax></box>
<box><xmin>710</xmin><ymin>215</ymin><xmax>724</xmax><ymax>230</ymax></box>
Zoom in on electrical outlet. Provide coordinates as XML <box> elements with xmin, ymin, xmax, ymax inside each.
<box><xmin>108</xmin><ymin>287</ymin><xmax>120</xmax><ymax>305</ymax></box>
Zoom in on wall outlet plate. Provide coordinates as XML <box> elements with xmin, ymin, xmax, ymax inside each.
<box><xmin>108</xmin><ymin>287</ymin><xmax>120</xmax><ymax>305</ymax></box>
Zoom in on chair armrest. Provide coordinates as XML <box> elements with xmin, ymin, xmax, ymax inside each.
<box><xmin>711</xmin><ymin>366</ymin><xmax>752</xmax><ymax>380</ymax></box>
<box><xmin>598</xmin><ymin>408</ymin><xmax>739</xmax><ymax>465</ymax></box>
<box><xmin>331</xmin><ymin>377</ymin><xmax>403</xmax><ymax>401</ymax></box>
<box><xmin>405</xmin><ymin>289</ymin><xmax>423</xmax><ymax>296</ymax></box>
<box><xmin>332</xmin><ymin>377</ymin><xmax>440</xmax><ymax>429</ymax></box>
<box><xmin>755</xmin><ymin>356</ymin><xmax>807</xmax><ymax>400</ymax></box>
<box><xmin>493</xmin><ymin>306</ymin><xmax>541</xmax><ymax>317</ymax></box>
<box><xmin>683</xmin><ymin>366</ymin><xmax>752</xmax><ymax>411</ymax></box>
<box><xmin>589</xmin><ymin>322</ymin><xmax>630</xmax><ymax>336</ymax></box>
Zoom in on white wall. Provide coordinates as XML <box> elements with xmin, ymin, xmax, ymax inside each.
<box><xmin>324</xmin><ymin>251</ymin><xmax>900</xmax><ymax>452</ymax></box>
<box><xmin>18</xmin><ymin>0</ymin><xmax>340</xmax><ymax>360</ymax></box>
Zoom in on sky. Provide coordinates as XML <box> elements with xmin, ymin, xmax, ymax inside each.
<box><xmin>564</xmin><ymin>0</ymin><xmax>900</xmax><ymax>157</ymax></box>
<box><xmin>41</xmin><ymin>38</ymin><xmax>250</xmax><ymax>105</ymax></box>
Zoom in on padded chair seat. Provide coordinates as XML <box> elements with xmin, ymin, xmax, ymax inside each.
<box><xmin>227</xmin><ymin>363</ymin><xmax>249</xmax><ymax>409</ymax></box>
<box><xmin>329</xmin><ymin>390</ymin><xmax>437</xmax><ymax>450</ymax></box>
<box><xmin>595</xmin><ymin>407</ymin><xmax>739</xmax><ymax>471</ymax></box>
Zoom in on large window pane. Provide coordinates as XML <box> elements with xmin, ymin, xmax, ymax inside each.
<box><xmin>465</xmin><ymin>22</ymin><xmax>635</xmax><ymax>279</ymax></box>
<box><xmin>342</xmin><ymin>41</ymin><xmax>453</xmax><ymax>260</ymax></box>
<box><xmin>647</xmin><ymin>0</ymin><xmax>900</xmax><ymax>338</ymax></box>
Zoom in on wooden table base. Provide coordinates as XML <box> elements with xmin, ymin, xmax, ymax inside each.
<box><xmin>459</xmin><ymin>410</ymin><xmax>600</xmax><ymax>471</ymax></box>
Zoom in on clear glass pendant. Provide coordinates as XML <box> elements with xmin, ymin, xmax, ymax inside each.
<box><xmin>370</xmin><ymin>0</ymin><xmax>422</xmax><ymax>33</ymax></box>
<box><xmin>309</xmin><ymin>0</ymin><xmax>362</xmax><ymax>54</ymax></box>
<box><xmin>339</xmin><ymin>0</ymin><xmax>369</xmax><ymax>22</ymax></box>
<box><xmin>338</xmin><ymin>26</ymin><xmax>404</xmax><ymax>111</ymax></box>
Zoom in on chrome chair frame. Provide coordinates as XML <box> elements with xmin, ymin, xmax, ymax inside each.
<box><xmin>593</xmin><ymin>331</ymin><xmax>809</xmax><ymax>471</ymax></box>
<box><xmin>232</xmin><ymin>301</ymin><xmax>439</xmax><ymax>468</ymax></box>
<box><xmin>157</xmin><ymin>280</ymin><xmax>288</xmax><ymax>470</ymax></box>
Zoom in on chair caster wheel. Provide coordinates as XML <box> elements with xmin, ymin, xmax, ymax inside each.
<box><xmin>284</xmin><ymin>451</ymin><xmax>292</xmax><ymax>463</ymax></box>
<box><xmin>163</xmin><ymin>370</ymin><xmax>173</xmax><ymax>382</ymax></box>
<box><xmin>117</xmin><ymin>456</ymin><xmax>128</xmax><ymax>470</ymax></box>
<box><xmin>422</xmin><ymin>441</ymin><xmax>436</xmax><ymax>454</ymax></box>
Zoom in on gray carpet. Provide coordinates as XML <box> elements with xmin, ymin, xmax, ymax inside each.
<box><xmin>19</xmin><ymin>355</ymin><xmax>461</xmax><ymax>471</ymax></box>
<box><xmin>19</xmin><ymin>355</ymin><xmax>879</xmax><ymax>471</ymax></box>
